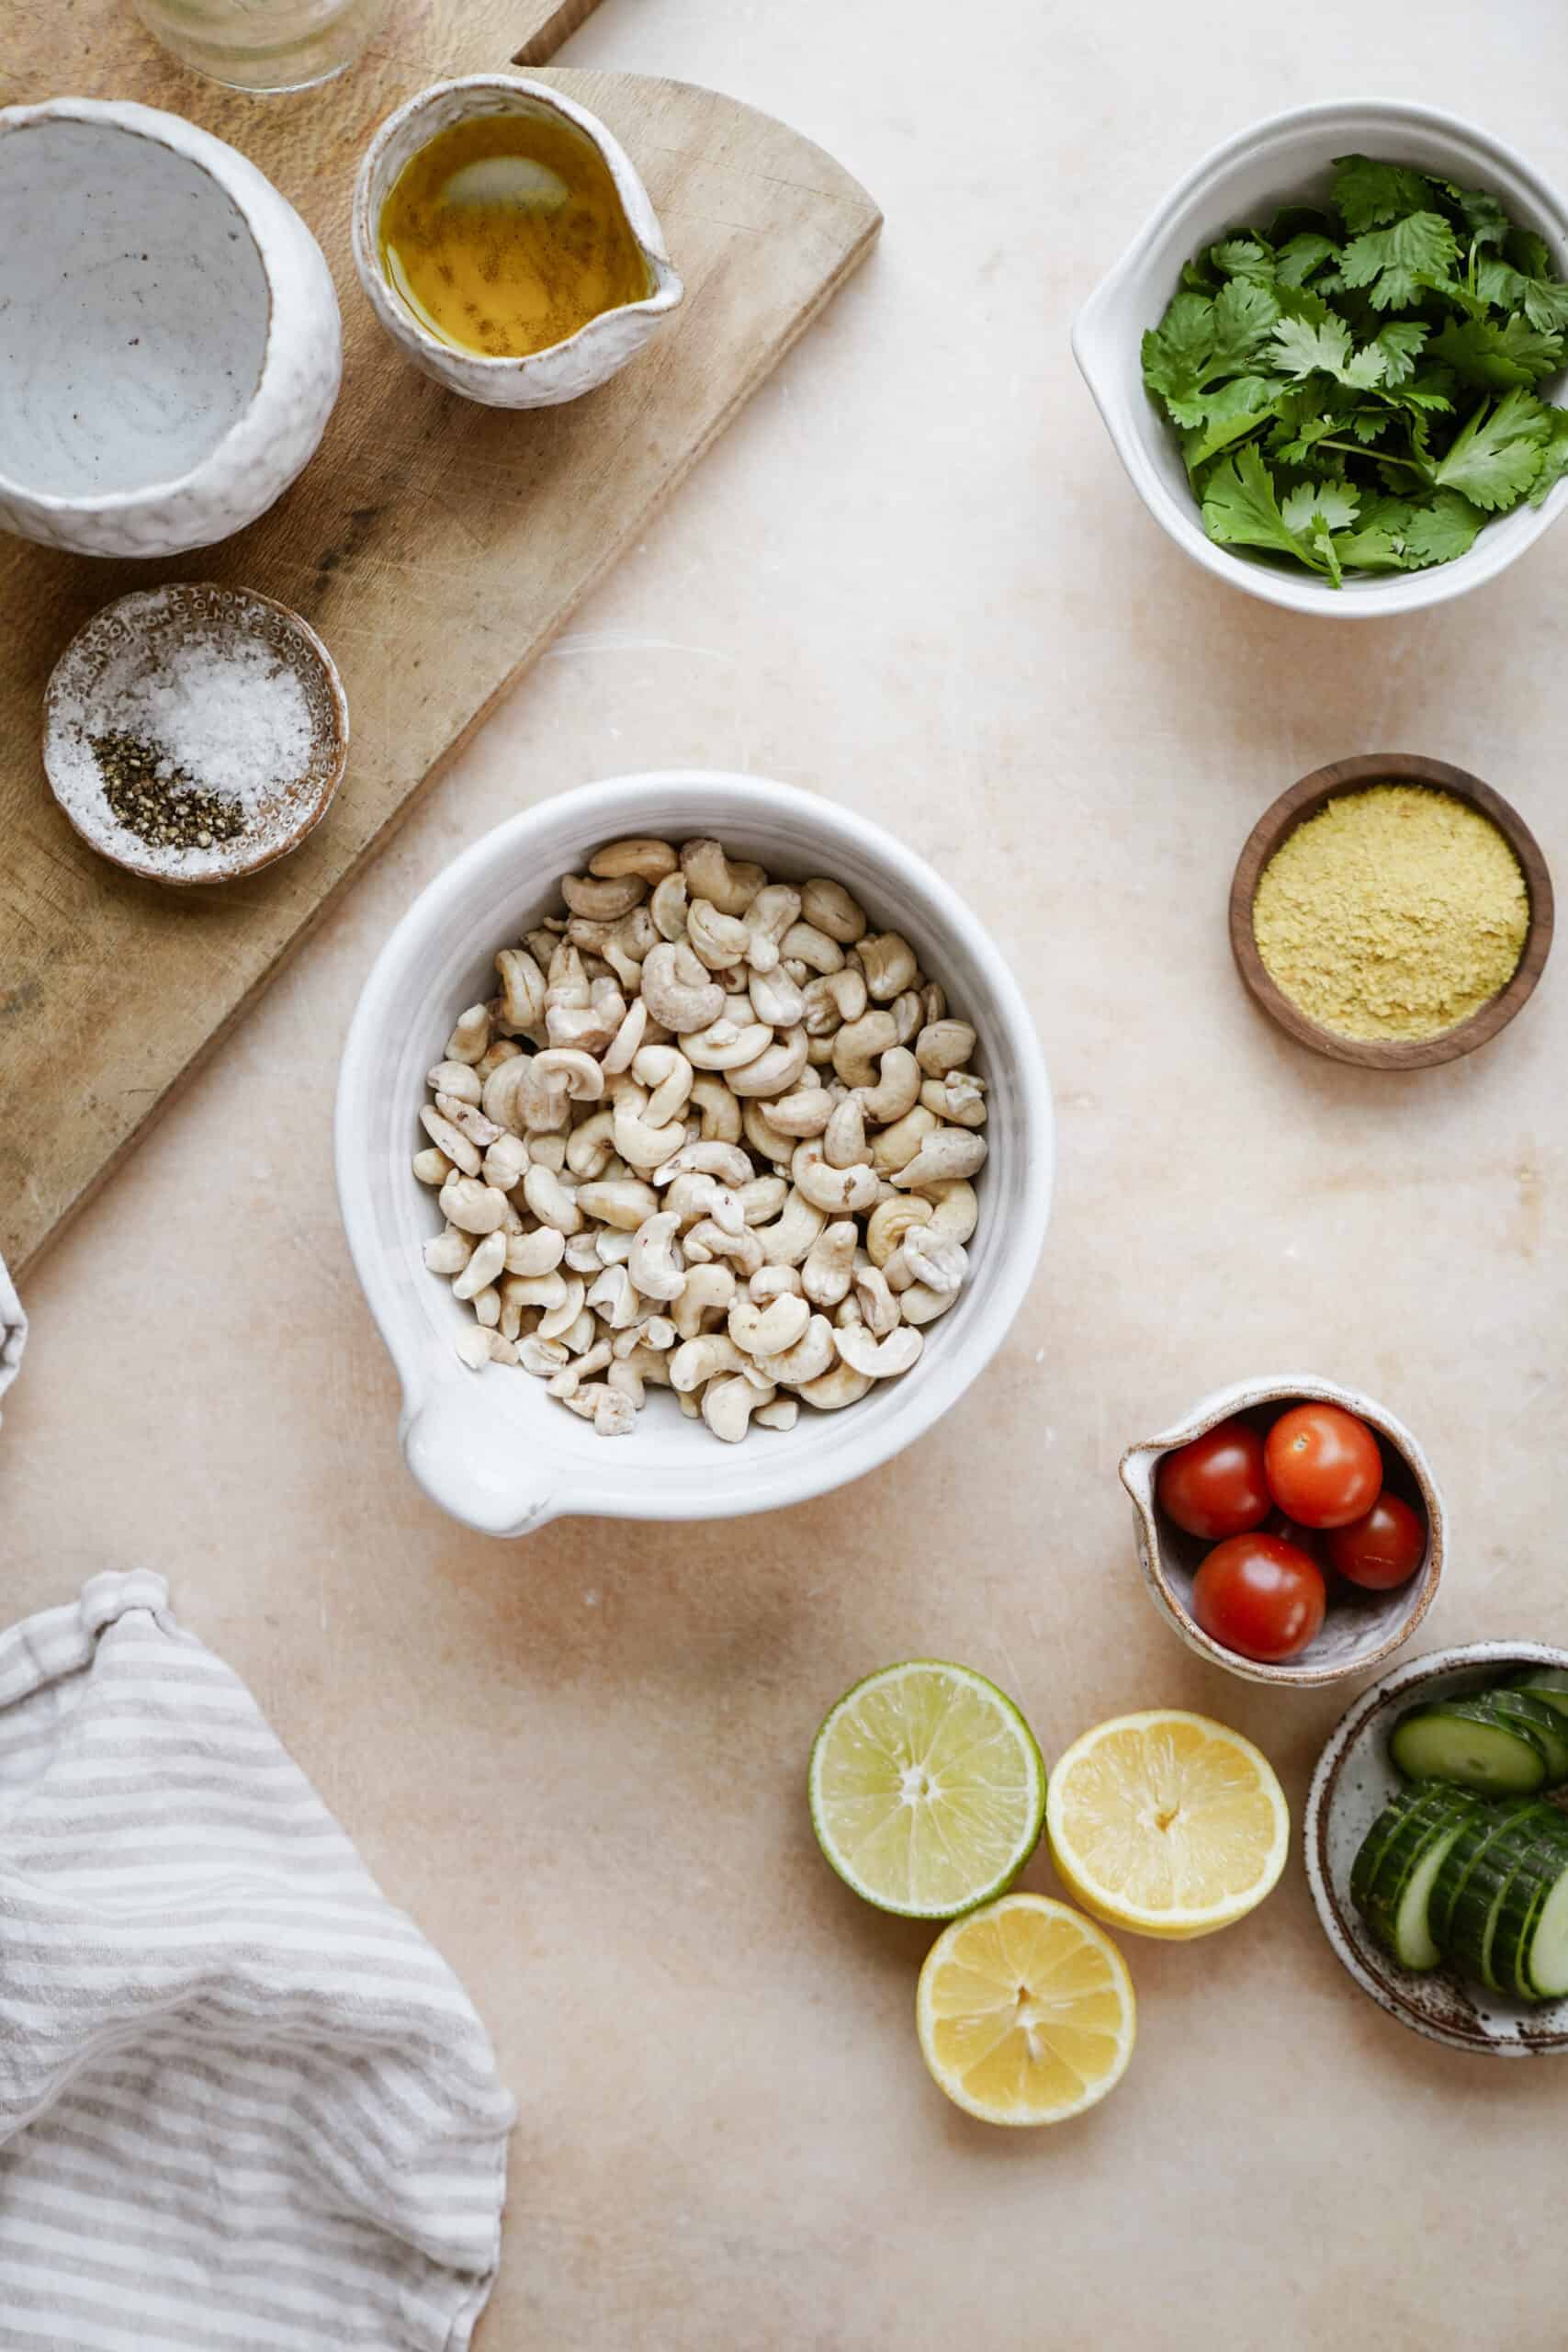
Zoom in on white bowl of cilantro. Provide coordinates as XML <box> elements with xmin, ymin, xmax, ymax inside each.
<box><xmin>1074</xmin><ymin>99</ymin><xmax>1568</xmax><ymax>616</ymax></box>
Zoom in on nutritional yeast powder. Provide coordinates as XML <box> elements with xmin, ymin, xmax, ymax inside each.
<box><xmin>1252</xmin><ymin>784</ymin><xmax>1529</xmax><ymax>1042</ymax></box>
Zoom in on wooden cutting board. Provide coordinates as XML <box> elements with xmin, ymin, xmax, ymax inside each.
<box><xmin>0</xmin><ymin>1</ymin><xmax>881</xmax><ymax>1272</ymax></box>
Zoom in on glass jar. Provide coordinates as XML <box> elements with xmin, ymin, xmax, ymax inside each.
<box><xmin>130</xmin><ymin>0</ymin><xmax>393</xmax><ymax>94</ymax></box>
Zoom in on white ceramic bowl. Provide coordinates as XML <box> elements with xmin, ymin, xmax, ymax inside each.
<box><xmin>335</xmin><ymin>772</ymin><xmax>1054</xmax><ymax>1536</ymax></box>
<box><xmin>1074</xmin><ymin>98</ymin><xmax>1568</xmax><ymax>618</ymax></box>
<box><xmin>0</xmin><ymin>98</ymin><xmax>341</xmax><ymax>558</ymax></box>
<box><xmin>1120</xmin><ymin>1374</ymin><xmax>1444</xmax><ymax>1688</ymax></box>
<box><xmin>352</xmin><ymin>76</ymin><xmax>682</xmax><ymax>409</ymax></box>
<box><xmin>1305</xmin><ymin>1641</ymin><xmax>1568</xmax><ymax>2055</ymax></box>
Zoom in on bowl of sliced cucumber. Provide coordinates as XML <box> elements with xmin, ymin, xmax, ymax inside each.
<box><xmin>1306</xmin><ymin>1641</ymin><xmax>1568</xmax><ymax>2055</ymax></box>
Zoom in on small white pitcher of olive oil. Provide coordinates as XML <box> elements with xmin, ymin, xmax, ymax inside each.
<box><xmin>352</xmin><ymin>77</ymin><xmax>682</xmax><ymax>409</ymax></box>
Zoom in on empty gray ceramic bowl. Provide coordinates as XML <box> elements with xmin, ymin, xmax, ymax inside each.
<box><xmin>1305</xmin><ymin>1642</ymin><xmax>1568</xmax><ymax>2056</ymax></box>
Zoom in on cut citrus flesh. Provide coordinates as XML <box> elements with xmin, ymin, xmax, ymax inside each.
<box><xmin>809</xmin><ymin>1661</ymin><xmax>1045</xmax><ymax>1918</ymax></box>
<box><xmin>1046</xmin><ymin>1709</ymin><xmax>1289</xmax><ymax>1939</ymax></box>
<box><xmin>917</xmin><ymin>1892</ymin><xmax>1135</xmax><ymax>2125</ymax></box>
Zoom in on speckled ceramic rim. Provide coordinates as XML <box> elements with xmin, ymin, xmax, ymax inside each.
<box><xmin>351</xmin><ymin>74</ymin><xmax>682</xmax><ymax>376</ymax></box>
<box><xmin>43</xmin><ymin>583</ymin><xmax>350</xmax><ymax>888</ymax></box>
<box><xmin>1119</xmin><ymin>1374</ymin><xmax>1444</xmax><ymax>1688</ymax></box>
<box><xmin>0</xmin><ymin>100</ymin><xmax>275</xmax><ymax>516</ymax></box>
<box><xmin>1304</xmin><ymin>1641</ymin><xmax>1568</xmax><ymax>2055</ymax></box>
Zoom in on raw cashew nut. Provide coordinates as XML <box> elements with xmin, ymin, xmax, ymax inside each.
<box><xmin>870</xmin><ymin>1104</ymin><xmax>938</xmax><ymax>1178</ymax></box>
<box><xmin>682</xmin><ymin>1015</ymin><xmax>773</xmax><ymax>1072</ymax></box>
<box><xmin>586</xmin><ymin>1264</ymin><xmax>640</xmax><ymax>1329</ymax></box>
<box><xmin>753</xmin><ymin>1188</ymin><xmax>827</xmax><ymax>1267</ymax></box>
<box><xmin>590</xmin><ymin>836</ymin><xmax>678</xmax><ymax>883</ymax></box>
<box><xmin>792</xmin><ymin>1142</ymin><xmax>880</xmax><ymax>1216</ymax></box>
<box><xmin>439</xmin><ymin>1173</ymin><xmax>510</xmax><ymax>1235</ymax></box>
<box><xmin>832</xmin><ymin>1011</ymin><xmax>898</xmax><ymax>1087</ymax></box>
<box><xmin>577</xmin><ymin>1178</ymin><xmax>659</xmax><ymax>1230</ymax></box>
<box><xmin>561</xmin><ymin>872</ymin><xmax>647</xmax><ymax>922</ymax></box>
<box><xmin>899</xmin><ymin>1281</ymin><xmax>959</xmax><ymax>1327</ymax></box>
<box><xmin>743</xmin><ymin>1100</ymin><xmax>801</xmax><ymax>1168</ymax></box>
<box><xmin>748</xmin><ymin>964</ymin><xmax>806</xmax><ymax>1028</ymax></box>
<box><xmin>483</xmin><ymin>1134</ymin><xmax>531</xmax><ymax>1193</ymax></box>
<box><xmin>800</xmin><ymin>877</ymin><xmax>867</xmax><ymax>944</ymax></box>
<box><xmin>614</xmin><ymin>1102</ymin><xmax>689</xmax><ymax>1171</ymax></box>
<box><xmin>423</xmin><ymin>1225</ymin><xmax>473</xmax><ymax>1275</ymax></box>
<box><xmin>856</xmin><ymin>932</ymin><xmax>918</xmax><ymax>1002</ymax></box>
<box><xmin>736</xmin><ymin>1175</ymin><xmax>788</xmax><ymax>1226</ymax></box>
<box><xmin>505</xmin><ymin>1227</ymin><xmax>567</xmax><ymax>1277</ymax></box>
<box><xmin>686</xmin><ymin>898</ymin><xmax>752</xmax><ymax>971</ymax></box>
<box><xmin>566</xmin><ymin>1110</ymin><xmax>617</xmax><ymax>1180</ymax></box>
<box><xmin>921</xmin><ymin>1072</ymin><xmax>987</xmax><ymax>1128</ymax></box>
<box><xmin>767</xmin><ymin>1085</ymin><xmax>835</xmax><ymax>1138</ymax></box>
<box><xmin>683</xmin><ymin>1218</ymin><xmax>764</xmax><ymax>1278</ymax></box>
<box><xmin>501</xmin><ymin>1270</ymin><xmax>568</xmax><ymax>1311</ymax></box>
<box><xmin>802</xmin><ymin>1219</ymin><xmax>858</xmax><ymax>1306</ymax></box>
<box><xmin>889</xmin><ymin>989</ymin><xmax>924</xmax><ymax>1046</ymax></box>
<box><xmin>796</xmin><ymin>1363</ymin><xmax>874</xmax><ymax>1411</ymax></box>
<box><xmin>750</xmin><ymin>1264</ymin><xmax>804</xmax><ymax>1303</ymax></box>
<box><xmin>854</xmin><ymin>1046</ymin><xmax>922</xmax><ymax>1127</ymax></box>
<box><xmin>451</xmin><ymin>1228</ymin><xmax>506</xmax><ymax>1302</ymax></box>
<box><xmin>654</xmin><ymin>1140</ymin><xmax>753</xmax><ymax>1188</ymax></box>
<box><xmin>519</xmin><ymin>1336</ymin><xmax>570</xmax><ymax>1378</ymax></box>
<box><xmin>671</xmin><ymin>1333</ymin><xmax>747</xmax><ymax>1392</ymax></box>
<box><xmin>754</xmin><ymin>1312</ymin><xmax>836</xmax><ymax>1386</ymax></box>
<box><xmin>420</xmin><ymin>1105</ymin><xmax>481</xmax><ymax>1178</ymax></box>
<box><xmin>671</xmin><ymin>1263</ymin><xmax>737</xmax><ymax>1340</ymax></box>
<box><xmin>703</xmin><ymin>1373</ymin><xmax>776</xmax><ymax>1443</ymax></box>
<box><xmin>640</xmin><ymin>942</ymin><xmax>725</xmax><ymax>1035</ymax></box>
<box><xmin>823</xmin><ymin>1097</ymin><xmax>866</xmax><ymax>1170</ymax></box>
<box><xmin>665</xmin><ymin>1175</ymin><xmax>743</xmax><ymax>1233</ymax></box>
<box><xmin>778</xmin><ymin>921</ymin><xmax>845</xmax><ymax>975</ymax></box>
<box><xmin>916</xmin><ymin>1019</ymin><xmax>976</xmax><ymax>1077</ymax></box>
<box><xmin>523</xmin><ymin>1165</ymin><xmax>583</xmax><ymax>1235</ymax></box>
<box><xmin>754</xmin><ymin>1398</ymin><xmax>799</xmax><ymax>1432</ymax></box>
<box><xmin>631</xmin><ymin>1044</ymin><xmax>694</xmax><ymax>1128</ymax></box>
<box><xmin>427</xmin><ymin>1059</ymin><xmax>481</xmax><ymax>1105</ymax></box>
<box><xmin>920</xmin><ymin>1178</ymin><xmax>979</xmax><ymax>1245</ymax></box>
<box><xmin>413</xmin><ymin>1146</ymin><xmax>455</xmax><ymax>1187</ymax></box>
<box><xmin>688</xmin><ymin>1076</ymin><xmax>743</xmax><ymax>1143</ymax></box>
<box><xmin>445</xmin><ymin>1005</ymin><xmax>491</xmax><ymax>1064</ymax></box>
<box><xmin>834</xmin><ymin>1323</ymin><xmax>924</xmax><ymax>1379</ymax></box>
<box><xmin>602</xmin><ymin>996</ymin><xmax>649</xmax><ymax>1075</ymax></box>
<box><xmin>891</xmin><ymin>1129</ymin><xmax>988</xmax><ymax>1190</ymax></box>
<box><xmin>802</xmin><ymin>967</ymin><xmax>868</xmax><ymax>1038</ymax></box>
<box><xmin>904</xmin><ymin>1231</ymin><xmax>969</xmax><ymax>1295</ymax></box>
<box><xmin>852</xmin><ymin>1260</ymin><xmax>901</xmax><ymax>1338</ymax></box>
<box><xmin>628</xmin><ymin>1211</ymin><xmax>686</xmax><ymax>1301</ymax></box>
<box><xmin>739</xmin><ymin>883</ymin><xmax>801</xmax><ymax>974</ymax></box>
<box><xmin>865</xmin><ymin>1195</ymin><xmax>932</xmax><ymax>1267</ymax></box>
<box><xmin>495</xmin><ymin>948</ymin><xmax>547</xmax><ymax>1032</ymax></box>
<box><xmin>728</xmin><ymin>1293</ymin><xmax>810</xmax><ymax>1360</ymax></box>
<box><xmin>649</xmin><ymin>872</ymin><xmax>690</xmax><ymax>942</ymax></box>
<box><xmin>727</xmin><ymin>1028</ymin><xmax>808</xmax><ymax>1098</ymax></box>
<box><xmin>681</xmin><ymin>838</ymin><xmax>766</xmax><ymax>918</ymax></box>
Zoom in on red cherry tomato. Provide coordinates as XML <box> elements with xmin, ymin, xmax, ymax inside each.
<box><xmin>1326</xmin><ymin>1491</ymin><xmax>1427</xmax><ymax>1590</ymax></box>
<box><xmin>1156</xmin><ymin>1418</ymin><xmax>1271</xmax><ymax>1541</ymax></box>
<box><xmin>1190</xmin><ymin>1532</ymin><xmax>1327</xmax><ymax>1664</ymax></box>
<box><xmin>1264</xmin><ymin>1403</ymin><xmax>1383</xmax><ymax>1530</ymax></box>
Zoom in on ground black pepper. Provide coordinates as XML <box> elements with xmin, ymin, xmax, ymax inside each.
<box><xmin>90</xmin><ymin>730</ymin><xmax>247</xmax><ymax>854</ymax></box>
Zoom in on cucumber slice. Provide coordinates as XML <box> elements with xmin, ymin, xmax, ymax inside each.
<box><xmin>1512</xmin><ymin>1668</ymin><xmax>1568</xmax><ymax>1724</ymax></box>
<box><xmin>1349</xmin><ymin>1786</ymin><xmax>1459</xmax><ymax>1919</ymax></box>
<box><xmin>1524</xmin><ymin>1840</ymin><xmax>1568</xmax><ymax>1998</ymax></box>
<box><xmin>1449</xmin><ymin>1812</ymin><xmax>1568</xmax><ymax>1992</ymax></box>
<box><xmin>1391</xmin><ymin>1699</ymin><xmax>1549</xmax><ymax>1794</ymax></box>
<box><xmin>1428</xmin><ymin>1797</ymin><xmax>1545</xmax><ymax>1951</ymax></box>
<box><xmin>1490</xmin><ymin>1825</ymin><xmax>1568</xmax><ymax>2000</ymax></box>
<box><xmin>1484</xmin><ymin>1690</ymin><xmax>1568</xmax><ymax>1783</ymax></box>
<box><xmin>1360</xmin><ymin>1797</ymin><xmax>1483</xmax><ymax>1973</ymax></box>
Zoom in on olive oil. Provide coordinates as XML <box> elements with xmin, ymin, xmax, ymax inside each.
<box><xmin>378</xmin><ymin>113</ymin><xmax>651</xmax><ymax>360</ymax></box>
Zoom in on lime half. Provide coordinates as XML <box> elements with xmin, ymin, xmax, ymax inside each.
<box><xmin>808</xmin><ymin>1661</ymin><xmax>1046</xmax><ymax>1918</ymax></box>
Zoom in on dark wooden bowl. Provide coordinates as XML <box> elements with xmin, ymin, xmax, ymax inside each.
<box><xmin>1230</xmin><ymin>753</ymin><xmax>1554</xmax><ymax>1070</ymax></box>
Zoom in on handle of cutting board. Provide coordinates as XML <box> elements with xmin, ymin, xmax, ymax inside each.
<box><xmin>401</xmin><ymin>1375</ymin><xmax>559</xmax><ymax>1539</ymax></box>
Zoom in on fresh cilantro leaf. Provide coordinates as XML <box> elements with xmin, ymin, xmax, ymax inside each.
<box><xmin>1179</xmin><ymin>376</ymin><xmax>1283</xmax><ymax>470</ymax></box>
<box><xmin>1428</xmin><ymin>387</ymin><xmax>1551</xmax><ymax>510</ymax></box>
<box><xmin>1334</xmin><ymin>490</ymin><xmax>1483</xmax><ymax>571</ymax></box>
<box><xmin>1389</xmin><ymin>369</ymin><xmax>1454</xmax><ymax>414</ymax></box>
<box><xmin>1180</xmin><ymin>254</ymin><xmax>1218</xmax><ymax>295</ymax></box>
<box><xmin>1141</xmin><ymin>291</ymin><xmax>1217</xmax><ymax>402</ymax></box>
<box><xmin>1401</xmin><ymin>489</ymin><xmax>1486</xmax><ymax>562</ymax></box>
<box><xmin>1281</xmin><ymin>481</ymin><xmax>1360</xmax><ymax>534</ymax></box>
<box><xmin>1271</xmin><ymin>311</ymin><xmax>1353</xmax><ymax>379</ymax></box>
<box><xmin>1528</xmin><ymin>404</ymin><xmax>1568</xmax><ymax>505</ymax></box>
<box><xmin>1275</xmin><ymin>233</ymin><xmax>1338</xmax><ymax>288</ymax></box>
<box><xmin>1201</xmin><ymin>446</ymin><xmax>1328</xmax><ymax>571</ymax></box>
<box><xmin>1369</xmin><ymin>321</ymin><xmax>1427</xmax><ymax>386</ymax></box>
<box><xmin>1349</xmin><ymin>409</ymin><xmax>1392</xmax><ymax>444</ymax></box>
<box><xmin>1332</xmin><ymin>154</ymin><xmax>1438</xmax><ymax>233</ymax></box>
<box><xmin>1475</xmin><ymin>254</ymin><xmax>1568</xmax><ymax>334</ymax></box>
<box><xmin>1435</xmin><ymin>176</ymin><xmax>1511</xmax><ymax>250</ymax></box>
<box><xmin>1340</xmin><ymin>212</ymin><xmax>1461</xmax><ymax>310</ymax></box>
<box><xmin>1210</xmin><ymin>238</ymin><xmax>1274</xmax><ymax>282</ymax></box>
<box><xmin>1209</xmin><ymin>276</ymin><xmax>1280</xmax><ymax>370</ymax></box>
<box><xmin>1427</xmin><ymin>313</ymin><xmax>1563</xmax><ymax>388</ymax></box>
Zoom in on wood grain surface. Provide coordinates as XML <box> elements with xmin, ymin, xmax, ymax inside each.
<box><xmin>1229</xmin><ymin>752</ymin><xmax>1556</xmax><ymax>1071</ymax></box>
<box><xmin>0</xmin><ymin>2</ymin><xmax>881</xmax><ymax>1272</ymax></box>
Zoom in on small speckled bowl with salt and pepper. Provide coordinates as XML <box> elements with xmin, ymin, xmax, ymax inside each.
<box><xmin>43</xmin><ymin>583</ymin><xmax>349</xmax><ymax>886</ymax></box>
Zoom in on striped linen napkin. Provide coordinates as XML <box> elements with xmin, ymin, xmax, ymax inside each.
<box><xmin>0</xmin><ymin>1570</ymin><xmax>515</xmax><ymax>2351</ymax></box>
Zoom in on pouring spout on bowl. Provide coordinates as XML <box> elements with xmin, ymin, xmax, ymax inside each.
<box><xmin>401</xmin><ymin>1376</ymin><xmax>559</xmax><ymax>1538</ymax></box>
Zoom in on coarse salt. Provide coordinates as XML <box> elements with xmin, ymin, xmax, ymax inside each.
<box><xmin>103</xmin><ymin>639</ymin><xmax>314</xmax><ymax>811</ymax></box>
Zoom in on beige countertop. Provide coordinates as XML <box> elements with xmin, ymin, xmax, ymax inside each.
<box><xmin>6</xmin><ymin>1</ymin><xmax>1568</xmax><ymax>2344</ymax></box>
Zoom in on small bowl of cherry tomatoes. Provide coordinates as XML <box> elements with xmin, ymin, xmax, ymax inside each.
<box><xmin>1119</xmin><ymin>1377</ymin><xmax>1445</xmax><ymax>1689</ymax></box>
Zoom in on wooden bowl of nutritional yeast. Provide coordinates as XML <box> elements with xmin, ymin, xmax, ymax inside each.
<box><xmin>1230</xmin><ymin>753</ymin><xmax>1553</xmax><ymax>1069</ymax></box>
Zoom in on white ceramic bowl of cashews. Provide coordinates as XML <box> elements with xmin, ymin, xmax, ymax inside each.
<box><xmin>335</xmin><ymin>771</ymin><xmax>1054</xmax><ymax>1536</ymax></box>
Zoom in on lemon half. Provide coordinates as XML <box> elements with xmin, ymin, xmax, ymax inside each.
<box><xmin>1046</xmin><ymin>1709</ymin><xmax>1289</xmax><ymax>1940</ymax></box>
